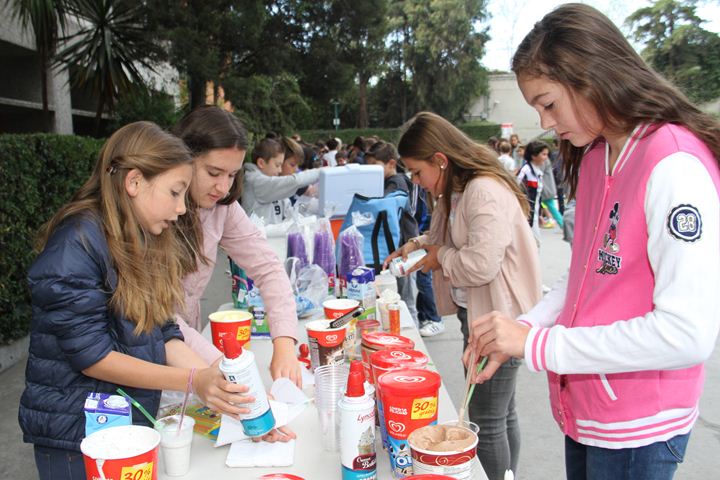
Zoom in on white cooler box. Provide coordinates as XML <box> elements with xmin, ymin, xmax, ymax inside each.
<box><xmin>318</xmin><ymin>164</ymin><xmax>385</xmax><ymax>217</ymax></box>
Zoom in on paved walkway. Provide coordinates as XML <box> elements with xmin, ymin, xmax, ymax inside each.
<box><xmin>2</xmin><ymin>227</ymin><xmax>718</xmax><ymax>478</ymax></box>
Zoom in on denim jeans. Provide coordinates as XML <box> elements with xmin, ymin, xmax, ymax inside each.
<box><xmin>564</xmin><ymin>433</ymin><xmax>690</xmax><ymax>480</ymax></box>
<box><xmin>34</xmin><ymin>445</ymin><xmax>86</xmax><ymax>480</ymax></box>
<box><xmin>416</xmin><ymin>269</ymin><xmax>441</xmax><ymax>323</ymax></box>
<box><xmin>459</xmin><ymin>307</ymin><xmax>521</xmax><ymax>480</ymax></box>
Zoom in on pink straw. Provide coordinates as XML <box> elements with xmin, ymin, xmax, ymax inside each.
<box><xmin>176</xmin><ymin>368</ymin><xmax>195</xmax><ymax>436</ymax></box>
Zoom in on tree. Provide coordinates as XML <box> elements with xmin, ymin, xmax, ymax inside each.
<box><xmin>8</xmin><ymin>0</ymin><xmax>69</xmax><ymax>132</ymax></box>
<box><xmin>56</xmin><ymin>0</ymin><xmax>157</xmax><ymax>134</ymax></box>
<box><xmin>387</xmin><ymin>0</ymin><xmax>490</xmax><ymax>122</ymax></box>
<box><xmin>627</xmin><ymin>0</ymin><xmax>720</xmax><ymax>103</ymax></box>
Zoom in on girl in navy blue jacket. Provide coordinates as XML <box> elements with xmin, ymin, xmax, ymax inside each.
<box><xmin>19</xmin><ymin>122</ymin><xmax>255</xmax><ymax>479</ymax></box>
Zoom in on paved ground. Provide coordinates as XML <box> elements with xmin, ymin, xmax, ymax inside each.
<box><xmin>2</xmin><ymin>226</ymin><xmax>719</xmax><ymax>478</ymax></box>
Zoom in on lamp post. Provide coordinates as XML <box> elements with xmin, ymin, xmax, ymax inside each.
<box><xmin>331</xmin><ymin>98</ymin><xmax>340</xmax><ymax>131</ymax></box>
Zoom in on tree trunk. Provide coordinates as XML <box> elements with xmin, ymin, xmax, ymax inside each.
<box><xmin>189</xmin><ymin>75</ymin><xmax>206</xmax><ymax>110</ymax></box>
<box><xmin>358</xmin><ymin>75</ymin><xmax>369</xmax><ymax>128</ymax></box>
<box><xmin>94</xmin><ymin>96</ymin><xmax>105</xmax><ymax>137</ymax></box>
<box><xmin>40</xmin><ymin>51</ymin><xmax>50</xmax><ymax>132</ymax></box>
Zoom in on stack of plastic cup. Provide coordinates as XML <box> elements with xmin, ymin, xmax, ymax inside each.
<box><xmin>314</xmin><ymin>363</ymin><xmax>350</xmax><ymax>451</ymax></box>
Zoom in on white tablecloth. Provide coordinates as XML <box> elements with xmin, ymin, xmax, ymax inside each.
<box><xmin>158</xmin><ymin>302</ymin><xmax>488</xmax><ymax>480</ymax></box>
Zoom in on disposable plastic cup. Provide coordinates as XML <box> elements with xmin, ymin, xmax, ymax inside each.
<box><xmin>155</xmin><ymin>415</ymin><xmax>195</xmax><ymax>477</ymax></box>
<box><xmin>314</xmin><ymin>364</ymin><xmax>349</xmax><ymax>451</ymax></box>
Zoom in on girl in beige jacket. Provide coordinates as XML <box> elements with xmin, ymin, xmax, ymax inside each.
<box><xmin>386</xmin><ymin>112</ymin><xmax>542</xmax><ymax>480</ymax></box>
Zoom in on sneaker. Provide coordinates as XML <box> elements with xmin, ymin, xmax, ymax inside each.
<box><xmin>540</xmin><ymin>219</ymin><xmax>557</xmax><ymax>229</ymax></box>
<box><xmin>419</xmin><ymin>321</ymin><xmax>445</xmax><ymax>337</ymax></box>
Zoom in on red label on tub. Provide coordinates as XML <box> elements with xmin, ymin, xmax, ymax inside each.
<box><xmin>378</xmin><ymin>369</ymin><xmax>441</xmax><ymax>441</ymax></box>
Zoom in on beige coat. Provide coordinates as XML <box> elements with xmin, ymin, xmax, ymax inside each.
<box><xmin>419</xmin><ymin>176</ymin><xmax>541</xmax><ymax>321</ymax></box>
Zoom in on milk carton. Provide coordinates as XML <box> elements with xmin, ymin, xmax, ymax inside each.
<box><xmin>346</xmin><ymin>267</ymin><xmax>376</xmax><ymax>320</ymax></box>
<box><xmin>84</xmin><ymin>393</ymin><xmax>132</xmax><ymax>436</ymax></box>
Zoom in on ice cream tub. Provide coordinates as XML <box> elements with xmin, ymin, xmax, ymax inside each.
<box><xmin>305</xmin><ymin>319</ymin><xmax>347</xmax><ymax>372</ymax></box>
<box><xmin>370</xmin><ymin>349</ymin><xmax>429</xmax><ymax>449</ymax></box>
<box><xmin>81</xmin><ymin>425</ymin><xmax>161</xmax><ymax>480</ymax></box>
<box><xmin>378</xmin><ymin>369</ymin><xmax>441</xmax><ymax>479</ymax></box>
<box><xmin>407</xmin><ymin>422</ymin><xmax>479</xmax><ymax>479</ymax></box>
<box><xmin>361</xmin><ymin>332</ymin><xmax>415</xmax><ymax>383</ymax></box>
<box><xmin>209</xmin><ymin>310</ymin><xmax>252</xmax><ymax>352</ymax></box>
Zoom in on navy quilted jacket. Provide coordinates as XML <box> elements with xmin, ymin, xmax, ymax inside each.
<box><xmin>18</xmin><ymin>214</ymin><xmax>183</xmax><ymax>451</ymax></box>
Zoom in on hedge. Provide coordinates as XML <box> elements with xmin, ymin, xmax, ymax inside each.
<box><xmin>298</xmin><ymin>122</ymin><xmax>500</xmax><ymax>146</ymax></box>
<box><xmin>0</xmin><ymin>134</ymin><xmax>102</xmax><ymax>344</ymax></box>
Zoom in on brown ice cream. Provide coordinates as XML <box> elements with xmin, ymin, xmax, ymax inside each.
<box><xmin>408</xmin><ymin>424</ymin><xmax>476</xmax><ymax>452</ymax></box>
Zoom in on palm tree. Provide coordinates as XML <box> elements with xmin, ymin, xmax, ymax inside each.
<box><xmin>8</xmin><ymin>0</ymin><xmax>69</xmax><ymax>132</ymax></box>
<box><xmin>56</xmin><ymin>0</ymin><xmax>154</xmax><ymax>134</ymax></box>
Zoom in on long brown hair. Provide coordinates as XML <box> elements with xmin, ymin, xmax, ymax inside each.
<box><xmin>397</xmin><ymin>111</ymin><xmax>529</xmax><ymax>238</ymax></box>
<box><xmin>512</xmin><ymin>3</ymin><xmax>720</xmax><ymax>199</ymax></box>
<box><xmin>36</xmin><ymin>122</ymin><xmax>192</xmax><ymax>334</ymax></box>
<box><xmin>173</xmin><ymin>106</ymin><xmax>250</xmax><ymax>272</ymax></box>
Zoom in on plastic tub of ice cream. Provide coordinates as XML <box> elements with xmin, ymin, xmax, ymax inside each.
<box><xmin>360</xmin><ymin>332</ymin><xmax>415</xmax><ymax>382</ymax></box>
<box><xmin>407</xmin><ymin>421</ymin><xmax>480</xmax><ymax>479</ymax></box>
<box><xmin>378</xmin><ymin>368</ymin><xmax>441</xmax><ymax>478</ymax></box>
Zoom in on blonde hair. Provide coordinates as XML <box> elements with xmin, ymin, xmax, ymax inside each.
<box><xmin>397</xmin><ymin>112</ymin><xmax>529</xmax><ymax>237</ymax></box>
<box><xmin>36</xmin><ymin>122</ymin><xmax>192</xmax><ymax>334</ymax></box>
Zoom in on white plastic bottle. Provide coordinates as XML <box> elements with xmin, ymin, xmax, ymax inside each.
<box><xmin>219</xmin><ymin>336</ymin><xmax>275</xmax><ymax>437</ymax></box>
<box><xmin>339</xmin><ymin>361</ymin><xmax>377</xmax><ymax>480</ymax></box>
<box><xmin>388</xmin><ymin>249</ymin><xmax>427</xmax><ymax>277</ymax></box>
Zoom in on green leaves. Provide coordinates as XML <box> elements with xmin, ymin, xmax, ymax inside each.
<box><xmin>0</xmin><ymin>133</ymin><xmax>102</xmax><ymax>344</ymax></box>
<box><xmin>626</xmin><ymin>0</ymin><xmax>720</xmax><ymax>104</ymax></box>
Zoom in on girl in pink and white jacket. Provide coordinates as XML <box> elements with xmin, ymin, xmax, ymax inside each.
<box><xmin>466</xmin><ymin>4</ymin><xmax>720</xmax><ymax>480</ymax></box>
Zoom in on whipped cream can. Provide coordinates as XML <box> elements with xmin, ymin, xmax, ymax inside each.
<box><xmin>339</xmin><ymin>371</ymin><xmax>377</xmax><ymax>479</ymax></box>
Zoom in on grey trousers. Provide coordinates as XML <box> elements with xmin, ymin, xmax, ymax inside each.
<box><xmin>458</xmin><ymin>307</ymin><xmax>521</xmax><ymax>480</ymax></box>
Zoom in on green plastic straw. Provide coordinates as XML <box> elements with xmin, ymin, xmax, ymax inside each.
<box><xmin>464</xmin><ymin>356</ymin><xmax>488</xmax><ymax>410</ymax></box>
<box><xmin>116</xmin><ymin>388</ymin><xmax>158</xmax><ymax>427</ymax></box>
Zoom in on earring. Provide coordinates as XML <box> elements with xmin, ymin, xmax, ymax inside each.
<box><xmin>440</xmin><ymin>164</ymin><xmax>446</xmax><ymax>170</ymax></box>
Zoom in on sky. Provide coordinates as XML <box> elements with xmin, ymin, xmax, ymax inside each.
<box><xmin>480</xmin><ymin>0</ymin><xmax>720</xmax><ymax>71</ymax></box>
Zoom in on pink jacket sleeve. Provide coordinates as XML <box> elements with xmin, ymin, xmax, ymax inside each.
<box><xmin>220</xmin><ymin>202</ymin><xmax>299</xmax><ymax>341</ymax></box>
<box><xmin>176</xmin><ymin>315</ymin><xmax>222</xmax><ymax>365</ymax></box>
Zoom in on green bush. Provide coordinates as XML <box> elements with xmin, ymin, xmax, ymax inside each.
<box><xmin>298</xmin><ymin>122</ymin><xmax>500</xmax><ymax>146</ymax></box>
<box><xmin>0</xmin><ymin>134</ymin><xmax>102</xmax><ymax>344</ymax></box>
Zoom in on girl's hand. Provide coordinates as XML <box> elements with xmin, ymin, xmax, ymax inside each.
<box><xmin>462</xmin><ymin>348</ymin><xmax>511</xmax><ymax>384</ymax></box>
<box><xmin>270</xmin><ymin>337</ymin><xmax>303</xmax><ymax>388</ymax></box>
<box><xmin>254</xmin><ymin>425</ymin><xmax>297</xmax><ymax>443</ymax></box>
<box><xmin>383</xmin><ymin>240</ymin><xmax>420</xmax><ymax>270</ymax></box>
<box><xmin>467</xmin><ymin>310</ymin><xmax>530</xmax><ymax>364</ymax></box>
<box><xmin>192</xmin><ymin>359</ymin><xmax>255</xmax><ymax>419</ymax></box>
<box><xmin>408</xmin><ymin>243</ymin><xmax>441</xmax><ymax>274</ymax></box>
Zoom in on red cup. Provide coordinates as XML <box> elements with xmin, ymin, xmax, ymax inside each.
<box><xmin>209</xmin><ymin>310</ymin><xmax>252</xmax><ymax>353</ymax></box>
<box><xmin>81</xmin><ymin>425</ymin><xmax>161</xmax><ymax>480</ymax></box>
<box><xmin>322</xmin><ymin>298</ymin><xmax>360</xmax><ymax>319</ymax></box>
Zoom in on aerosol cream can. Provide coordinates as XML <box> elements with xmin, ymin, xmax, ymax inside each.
<box><xmin>339</xmin><ymin>361</ymin><xmax>377</xmax><ymax>479</ymax></box>
<box><xmin>219</xmin><ymin>336</ymin><xmax>275</xmax><ymax>437</ymax></box>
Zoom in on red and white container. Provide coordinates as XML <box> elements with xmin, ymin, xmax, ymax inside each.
<box><xmin>306</xmin><ymin>319</ymin><xmax>347</xmax><ymax>372</ymax></box>
<box><xmin>360</xmin><ymin>332</ymin><xmax>415</xmax><ymax>383</ymax></box>
<box><xmin>408</xmin><ymin>422</ymin><xmax>480</xmax><ymax>479</ymax></box>
<box><xmin>81</xmin><ymin>425</ymin><xmax>161</xmax><ymax>480</ymax></box>
<box><xmin>370</xmin><ymin>349</ymin><xmax>429</xmax><ymax>450</ymax></box>
<box><xmin>378</xmin><ymin>369</ymin><xmax>441</xmax><ymax>479</ymax></box>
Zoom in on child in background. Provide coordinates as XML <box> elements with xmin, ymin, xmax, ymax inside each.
<box><xmin>19</xmin><ymin>122</ymin><xmax>260</xmax><ymax>480</ymax></box>
<box><xmin>242</xmin><ymin>137</ymin><xmax>320</xmax><ymax>224</ymax></box>
<box><xmin>467</xmin><ymin>4</ymin><xmax>720</xmax><ymax>479</ymax></box>
<box><xmin>517</xmin><ymin>140</ymin><xmax>550</xmax><ymax>243</ymax></box>
<box><xmin>281</xmin><ymin>136</ymin><xmax>317</xmax><ymax>204</ymax></box>
<box><xmin>514</xmin><ymin>144</ymin><xmax>526</xmax><ymax>170</ymax></box>
<box><xmin>365</xmin><ymin>140</ymin><xmax>420</xmax><ymax>323</ymax></box>
<box><xmin>497</xmin><ymin>140</ymin><xmax>516</xmax><ymax>172</ymax></box>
